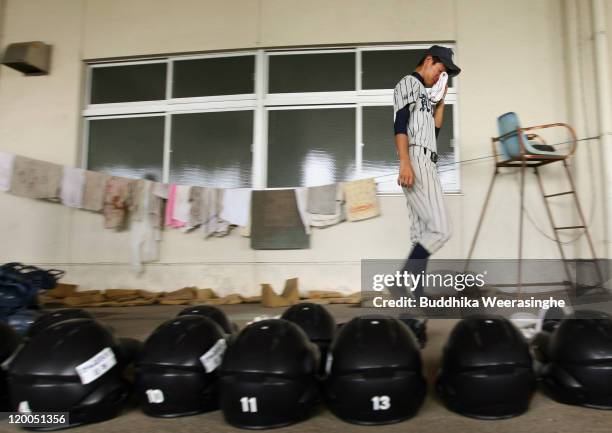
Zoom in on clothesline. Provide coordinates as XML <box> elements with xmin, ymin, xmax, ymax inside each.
<box><xmin>373</xmin><ymin>135</ymin><xmax>600</xmax><ymax>182</ymax></box>
<box><xmin>0</xmin><ymin>133</ymin><xmax>598</xmax><ymax>272</ymax></box>
<box><xmin>0</xmin><ymin>151</ymin><xmax>385</xmax><ymax>273</ymax></box>
<box><xmin>0</xmin><ymin>132</ymin><xmax>599</xmax><ymax>226</ymax></box>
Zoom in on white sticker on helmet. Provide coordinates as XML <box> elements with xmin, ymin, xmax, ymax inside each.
<box><xmin>325</xmin><ymin>353</ymin><xmax>333</xmax><ymax>375</ymax></box>
<box><xmin>18</xmin><ymin>401</ymin><xmax>32</xmax><ymax>413</ymax></box>
<box><xmin>75</xmin><ymin>347</ymin><xmax>117</xmax><ymax>385</ymax></box>
<box><xmin>146</xmin><ymin>389</ymin><xmax>165</xmax><ymax>404</ymax></box>
<box><xmin>200</xmin><ymin>339</ymin><xmax>227</xmax><ymax>373</ymax></box>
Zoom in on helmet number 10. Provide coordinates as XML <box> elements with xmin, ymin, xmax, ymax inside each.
<box><xmin>240</xmin><ymin>397</ymin><xmax>258</xmax><ymax>413</ymax></box>
<box><xmin>371</xmin><ymin>395</ymin><xmax>391</xmax><ymax>411</ymax></box>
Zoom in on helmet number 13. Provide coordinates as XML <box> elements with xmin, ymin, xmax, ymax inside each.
<box><xmin>371</xmin><ymin>395</ymin><xmax>391</xmax><ymax>411</ymax></box>
<box><xmin>240</xmin><ymin>397</ymin><xmax>258</xmax><ymax>413</ymax></box>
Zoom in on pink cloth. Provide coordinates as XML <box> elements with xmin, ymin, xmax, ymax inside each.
<box><xmin>165</xmin><ymin>184</ymin><xmax>186</xmax><ymax>228</ymax></box>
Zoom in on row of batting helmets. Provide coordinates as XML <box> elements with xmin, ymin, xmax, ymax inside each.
<box><xmin>139</xmin><ymin>303</ymin><xmax>428</xmax><ymax>428</ymax></box>
<box><xmin>2</xmin><ymin>304</ymin><xmax>612</xmax><ymax>430</ymax></box>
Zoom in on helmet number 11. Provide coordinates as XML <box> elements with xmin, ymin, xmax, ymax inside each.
<box><xmin>371</xmin><ymin>395</ymin><xmax>391</xmax><ymax>411</ymax></box>
<box><xmin>240</xmin><ymin>397</ymin><xmax>258</xmax><ymax>413</ymax></box>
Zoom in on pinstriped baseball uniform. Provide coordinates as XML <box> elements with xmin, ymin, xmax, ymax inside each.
<box><xmin>393</xmin><ymin>73</ymin><xmax>452</xmax><ymax>254</ymax></box>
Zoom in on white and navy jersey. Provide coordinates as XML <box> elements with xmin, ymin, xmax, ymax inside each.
<box><xmin>393</xmin><ymin>73</ymin><xmax>437</xmax><ymax>153</ymax></box>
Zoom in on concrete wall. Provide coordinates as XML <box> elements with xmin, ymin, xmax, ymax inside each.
<box><xmin>0</xmin><ymin>0</ymin><xmax>608</xmax><ymax>294</ymax></box>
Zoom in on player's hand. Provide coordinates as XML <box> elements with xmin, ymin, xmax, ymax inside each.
<box><xmin>398</xmin><ymin>161</ymin><xmax>414</xmax><ymax>188</ymax></box>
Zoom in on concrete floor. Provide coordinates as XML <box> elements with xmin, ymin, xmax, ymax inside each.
<box><xmin>2</xmin><ymin>303</ymin><xmax>612</xmax><ymax>433</ymax></box>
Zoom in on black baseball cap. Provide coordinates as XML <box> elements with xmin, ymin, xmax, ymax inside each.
<box><xmin>427</xmin><ymin>45</ymin><xmax>461</xmax><ymax>77</ymax></box>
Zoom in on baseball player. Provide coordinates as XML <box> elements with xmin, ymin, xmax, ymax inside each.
<box><xmin>391</xmin><ymin>45</ymin><xmax>461</xmax><ymax>301</ymax></box>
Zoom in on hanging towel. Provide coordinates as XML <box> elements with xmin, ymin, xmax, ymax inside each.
<box><xmin>103</xmin><ymin>176</ymin><xmax>133</xmax><ymax>230</ymax></box>
<box><xmin>10</xmin><ymin>156</ymin><xmax>62</xmax><ymax>200</ymax></box>
<box><xmin>173</xmin><ymin>185</ymin><xmax>192</xmax><ymax>227</ymax></box>
<box><xmin>165</xmin><ymin>184</ymin><xmax>177</xmax><ymax>227</ymax></box>
<box><xmin>251</xmin><ymin>189</ymin><xmax>309</xmax><ymax>250</ymax></box>
<box><xmin>0</xmin><ymin>151</ymin><xmax>15</xmax><ymax>192</ymax></box>
<box><xmin>188</xmin><ymin>186</ymin><xmax>204</xmax><ymax>229</ymax></box>
<box><xmin>165</xmin><ymin>184</ymin><xmax>182</xmax><ymax>228</ymax></box>
<box><xmin>150</xmin><ymin>182</ymin><xmax>166</xmax><ymax>229</ymax></box>
<box><xmin>220</xmin><ymin>188</ymin><xmax>252</xmax><ymax>227</ymax></box>
<box><xmin>342</xmin><ymin>178</ymin><xmax>380</xmax><ymax>222</ymax></box>
<box><xmin>294</xmin><ymin>187</ymin><xmax>311</xmax><ymax>234</ymax></box>
<box><xmin>309</xmin><ymin>184</ymin><xmax>345</xmax><ymax>228</ymax></box>
<box><xmin>307</xmin><ymin>183</ymin><xmax>337</xmax><ymax>215</ymax></box>
<box><xmin>165</xmin><ymin>184</ymin><xmax>192</xmax><ymax>229</ymax></box>
<box><xmin>130</xmin><ymin>180</ymin><xmax>161</xmax><ymax>273</ymax></box>
<box><xmin>60</xmin><ymin>167</ymin><xmax>85</xmax><ymax>208</ymax></box>
<box><xmin>152</xmin><ymin>182</ymin><xmax>169</xmax><ymax>200</ymax></box>
<box><xmin>129</xmin><ymin>179</ymin><xmax>147</xmax><ymax>221</ymax></box>
<box><xmin>82</xmin><ymin>171</ymin><xmax>110</xmax><ymax>212</ymax></box>
<box><xmin>213</xmin><ymin>188</ymin><xmax>230</xmax><ymax>236</ymax></box>
<box><xmin>200</xmin><ymin>187</ymin><xmax>217</xmax><ymax>238</ymax></box>
<box><xmin>200</xmin><ymin>187</ymin><xmax>230</xmax><ymax>238</ymax></box>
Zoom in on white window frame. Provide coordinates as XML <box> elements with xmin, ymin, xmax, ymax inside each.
<box><xmin>82</xmin><ymin>43</ymin><xmax>460</xmax><ymax>193</ymax></box>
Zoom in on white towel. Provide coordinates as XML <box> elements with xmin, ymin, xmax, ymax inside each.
<box><xmin>60</xmin><ymin>167</ymin><xmax>85</xmax><ymax>208</ymax></box>
<box><xmin>428</xmin><ymin>71</ymin><xmax>448</xmax><ymax>103</ymax></box>
<box><xmin>130</xmin><ymin>180</ymin><xmax>161</xmax><ymax>274</ymax></box>
<box><xmin>0</xmin><ymin>151</ymin><xmax>15</xmax><ymax>192</ymax></box>
<box><xmin>173</xmin><ymin>185</ymin><xmax>192</xmax><ymax>227</ymax></box>
<box><xmin>294</xmin><ymin>187</ymin><xmax>311</xmax><ymax>234</ymax></box>
<box><xmin>220</xmin><ymin>188</ymin><xmax>252</xmax><ymax>227</ymax></box>
<box><xmin>309</xmin><ymin>185</ymin><xmax>346</xmax><ymax>228</ymax></box>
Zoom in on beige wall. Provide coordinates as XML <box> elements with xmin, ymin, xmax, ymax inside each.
<box><xmin>82</xmin><ymin>0</ymin><xmax>456</xmax><ymax>59</ymax></box>
<box><xmin>0</xmin><ymin>0</ymin><xmax>608</xmax><ymax>294</ymax></box>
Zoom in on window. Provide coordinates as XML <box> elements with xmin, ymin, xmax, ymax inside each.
<box><xmin>87</xmin><ymin>115</ymin><xmax>164</xmax><ymax>181</ymax></box>
<box><xmin>89</xmin><ymin>61</ymin><xmax>167</xmax><ymax>104</ymax></box>
<box><xmin>362</xmin><ymin>105</ymin><xmax>397</xmax><ymax>178</ymax></box>
<box><xmin>83</xmin><ymin>45</ymin><xmax>459</xmax><ymax>192</ymax></box>
<box><xmin>268</xmin><ymin>52</ymin><xmax>355</xmax><ymax>93</ymax></box>
<box><xmin>267</xmin><ymin>107</ymin><xmax>356</xmax><ymax>188</ymax></box>
<box><xmin>361</xmin><ymin>49</ymin><xmax>456</xmax><ymax>90</ymax></box>
<box><xmin>170</xmin><ymin>111</ymin><xmax>253</xmax><ymax>188</ymax></box>
<box><xmin>172</xmin><ymin>56</ymin><xmax>255</xmax><ymax>98</ymax></box>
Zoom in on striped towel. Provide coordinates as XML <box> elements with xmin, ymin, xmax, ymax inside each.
<box><xmin>428</xmin><ymin>71</ymin><xmax>448</xmax><ymax>103</ymax></box>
